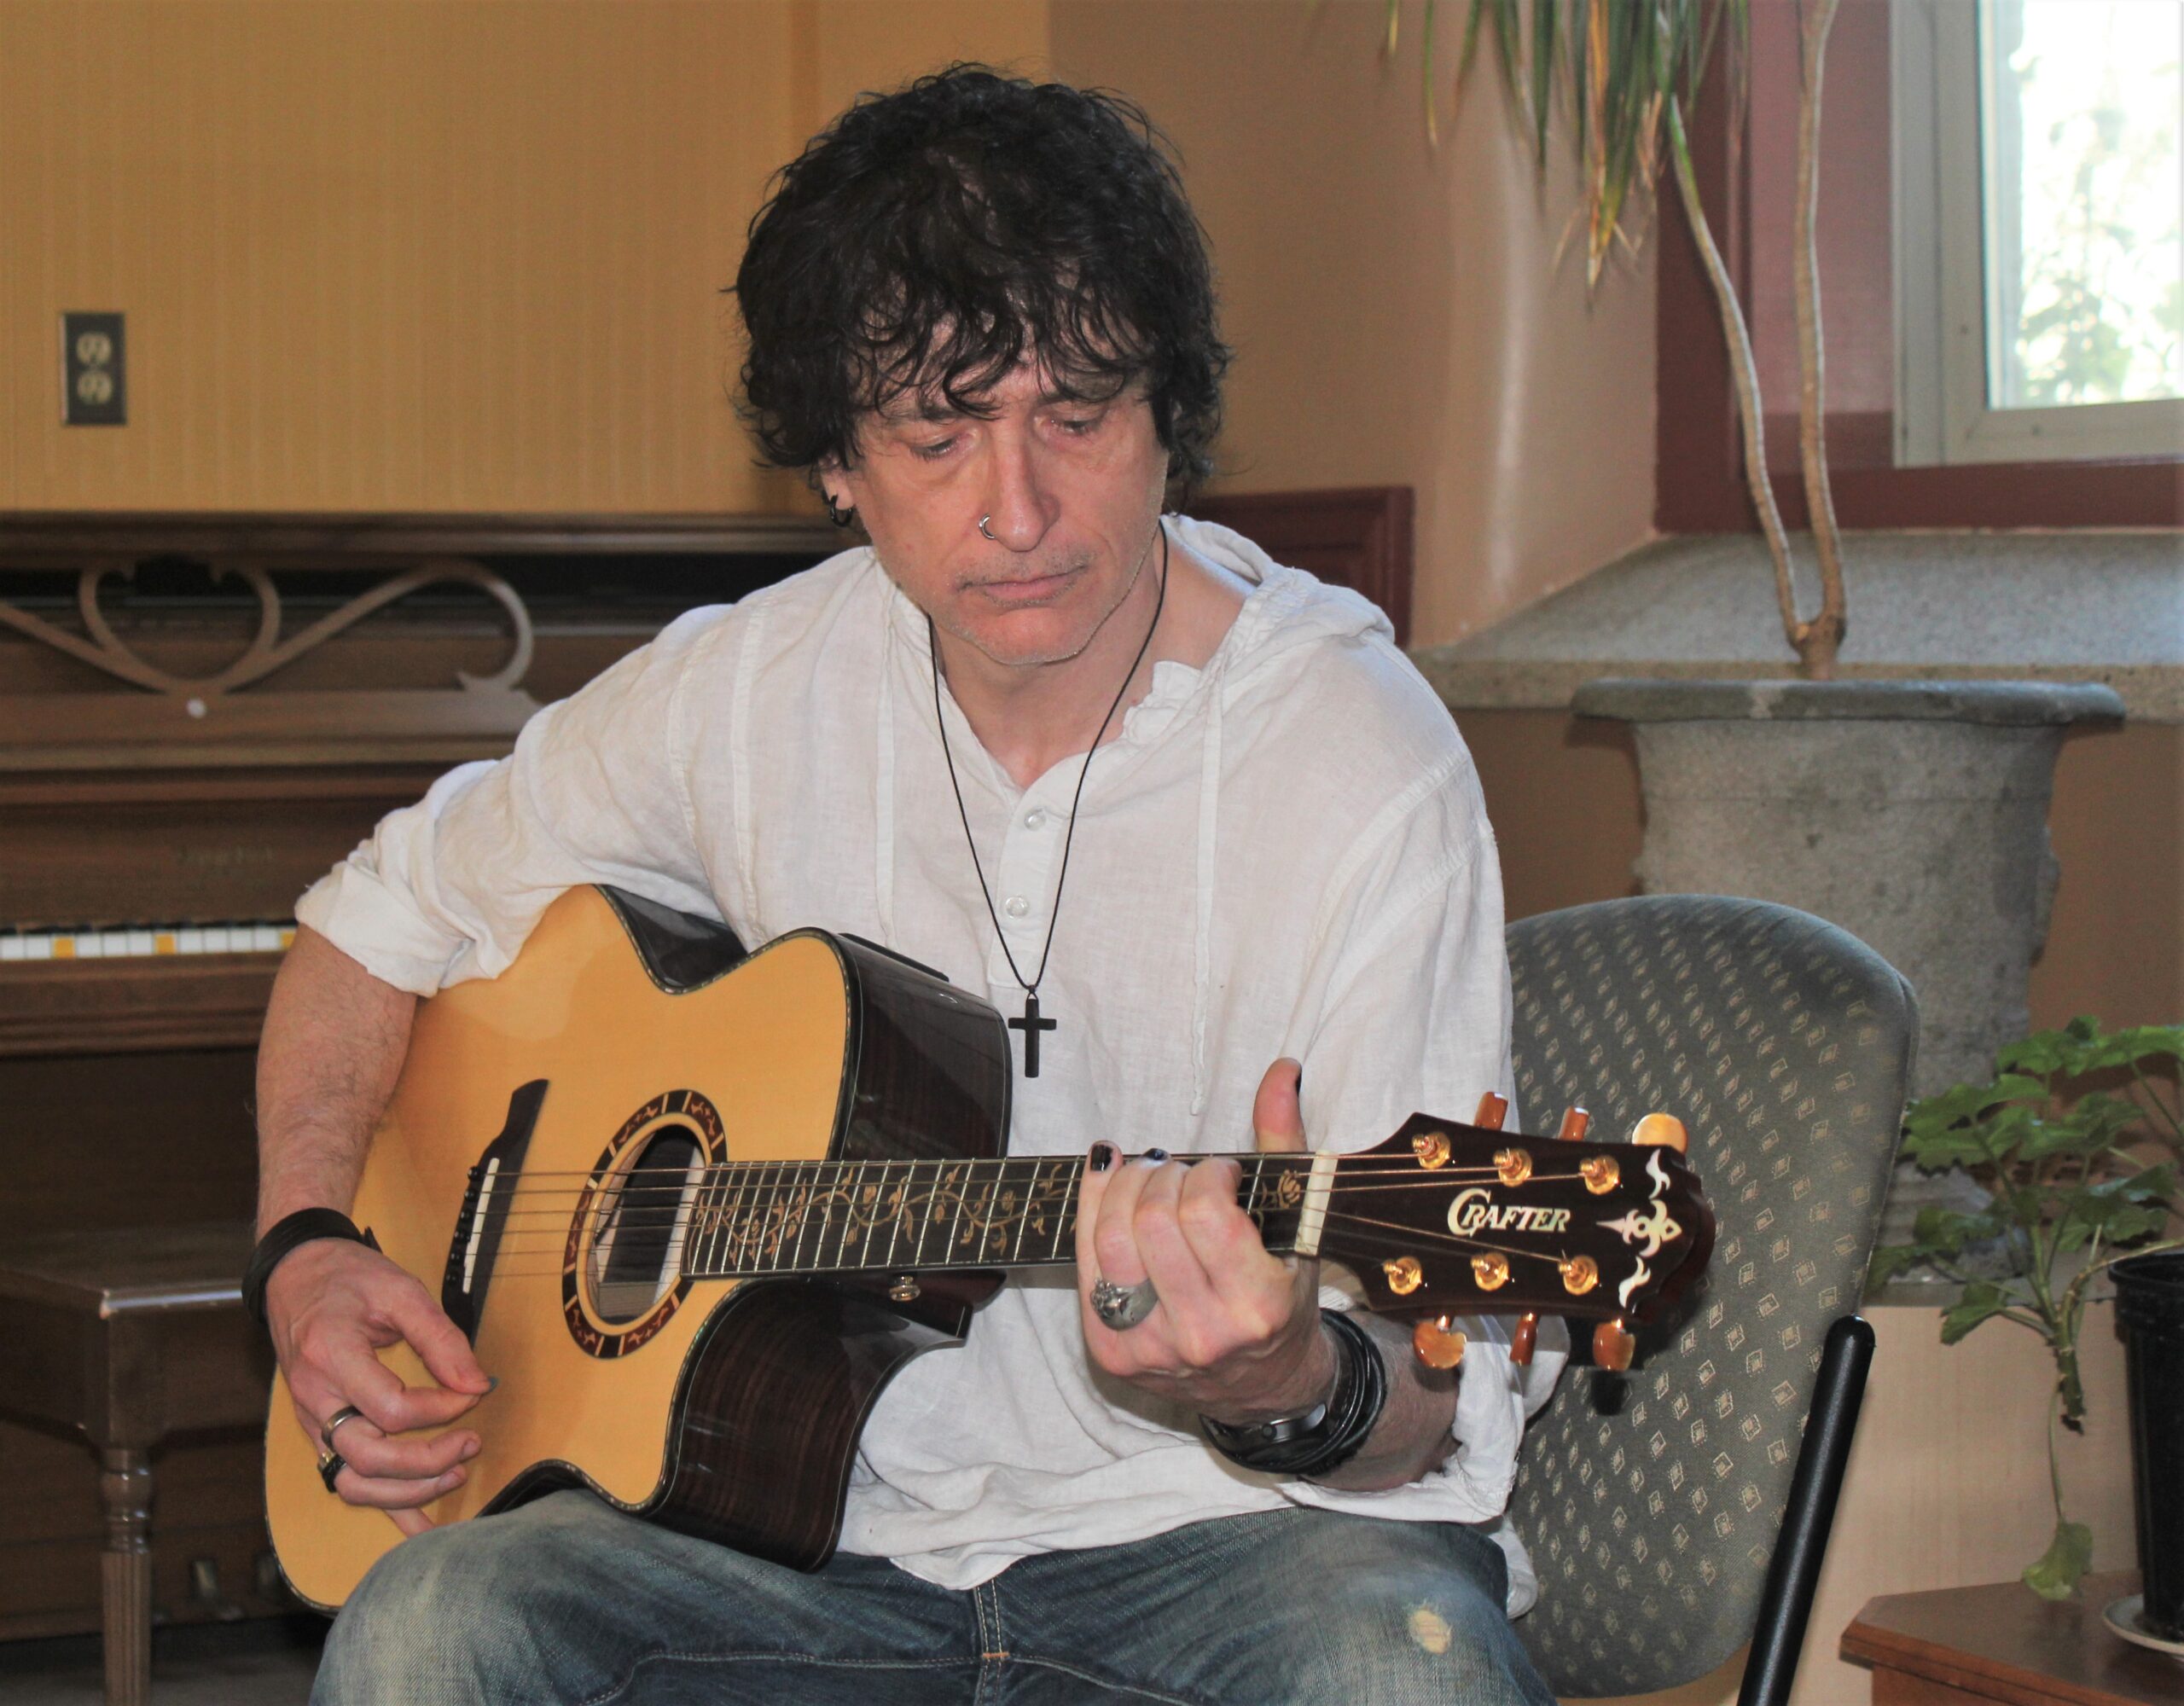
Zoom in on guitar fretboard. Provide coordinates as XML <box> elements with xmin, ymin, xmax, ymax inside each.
<box><xmin>673</xmin><ymin>1153</ymin><xmax>1315</xmax><ymax>1280</ymax></box>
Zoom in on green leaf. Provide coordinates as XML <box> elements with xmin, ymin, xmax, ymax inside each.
<box><xmin>2022</xmin><ymin>1519</ymin><xmax>2094</xmax><ymax>1599</ymax></box>
<box><xmin>1866</xmin><ymin>1244</ymin><xmax>1920</xmax><ymax>1286</ymax></box>
<box><xmin>1910</xmin><ymin>1205</ymin><xmax>2003</xmax><ymax>1254</ymax></box>
<box><xmin>1941</xmin><ymin>1281</ymin><xmax>2012</xmax><ymax>1344</ymax></box>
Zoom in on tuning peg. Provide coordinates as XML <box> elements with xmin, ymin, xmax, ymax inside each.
<box><xmin>1632</xmin><ymin>1112</ymin><xmax>1688</xmax><ymax>1155</ymax></box>
<box><xmin>1472</xmin><ymin>1092</ymin><xmax>1509</xmax><ymax>1132</ymax></box>
<box><xmin>1510</xmin><ymin>1313</ymin><xmax>1538</xmax><ymax>1367</ymax></box>
<box><xmin>1412</xmin><ymin>1316</ymin><xmax>1468</xmax><ymax>1370</ymax></box>
<box><xmin>1556</xmin><ymin>1106</ymin><xmax>1592</xmax><ymax>1143</ymax></box>
<box><xmin>1592</xmin><ymin>1318</ymin><xmax>1636</xmax><ymax>1372</ymax></box>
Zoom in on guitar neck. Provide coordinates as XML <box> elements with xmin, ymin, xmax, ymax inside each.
<box><xmin>676</xmin><ymin>1152</ymin><xmax>1317</xmax><ymax>1280</ymax></box>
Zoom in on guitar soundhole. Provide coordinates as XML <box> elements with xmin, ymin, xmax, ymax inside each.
<box><xmin>588</xmin><ymin>1124</ymin><xmax>704</xmax><ymax>1326</ymax></box>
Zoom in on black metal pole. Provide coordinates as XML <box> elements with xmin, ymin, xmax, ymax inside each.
<box><xmin>1736</xmin><ymin>1313</ymin><xmax>1876</xmax><ymax>1706</ymax></box>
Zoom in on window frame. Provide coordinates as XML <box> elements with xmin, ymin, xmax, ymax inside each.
<box><xmin>1893</xmin><ymin>0</ymin><xmax>2184</xmax><ymax>467</ymax></box>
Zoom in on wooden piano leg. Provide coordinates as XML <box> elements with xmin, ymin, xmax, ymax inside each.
<box><xmin>99</xmin><ymin>1445</ymin><xmax>153</xmax><ymax>1706</ymax></box>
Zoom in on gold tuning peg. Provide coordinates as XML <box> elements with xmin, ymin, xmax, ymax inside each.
<box><xmin>1412</xmin><ymin>1316</ymin><xmax>1468</xmax><ymax>1370</ymax></box>
<box><xmin>1556</xmin><ymin>1106</ymin><xmax>1592</xmax><ymax>1143</ymax></box>
<box><xmin>1631</xmin><ymin>1112</ymin><xmax>1688</xmax><ymax>1155</ymax></box>
<box><xmin>1592</xmin><ymin>1318</ymin><xmax>1636</xmax><ymax>1372</ymax></box>
<box><xmin>1472</xmin><ymin>1092</ymin><xmax>1509</xmax><ymax>1132</ymax></box>
<box><xmin>1510</xmin><ymin>1312</ymin><xmax>1538</xmax><ymax>1367</ymax></box>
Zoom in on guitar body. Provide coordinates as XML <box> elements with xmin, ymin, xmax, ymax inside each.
<box><xmin>264</xmin><ymin>885</ymin><xmax>1013</xmax><ymax>1611</ymax></box>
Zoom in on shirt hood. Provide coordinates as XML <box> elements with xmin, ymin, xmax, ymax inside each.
<box><xmin>870</xmin><ymin>513</ymin><xmax>1404</xmax><ymax>1119</ymax></box>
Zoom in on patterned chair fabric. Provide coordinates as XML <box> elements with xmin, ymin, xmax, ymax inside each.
<box><xmin>1503</xmin><ymin>895</ymin><xmax>1916</xmax><ymax>1697</ymax></box>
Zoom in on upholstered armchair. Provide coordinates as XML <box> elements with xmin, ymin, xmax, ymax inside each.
<box><xmin>1503</xmin><ymin>896</ymin><xmax>1917</xmax><ymax>1699</ymax></box>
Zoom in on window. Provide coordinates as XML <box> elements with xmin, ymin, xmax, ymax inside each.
<box><xmin>1894</xmin><ymin>0</ymin><xmax>2183</xmax><ymax>465</ymax></box>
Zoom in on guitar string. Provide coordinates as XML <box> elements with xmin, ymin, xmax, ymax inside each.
<box><xmin>473</xmin><ymin>1151</ymin><xmax>1600</xmax><ymax>1179</ymax></box>
<box><xmin>452</xmin><ymin>1209</ymin><xmax>1617</xmax><ymax>1275</ymax></box>
<box><xmin>473</xmin><ymin>1169</ymin><xmax>1653</xmax><ymax>1224</ymax></box>
<box><xmin>479</xmin><ymin>1158</ymin><xmax>1623</xmax><ymax>1194</ymax></box>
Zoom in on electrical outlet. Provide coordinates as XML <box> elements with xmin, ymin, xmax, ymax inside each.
<box><xmin>61</xmin><ymin>311</ymin><xmax>125</xmax><ymax>426</ymax></box>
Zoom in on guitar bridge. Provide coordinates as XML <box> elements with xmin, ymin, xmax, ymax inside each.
<box><xmin>441</xmin><ymin>1079</ymin><xmax>547</xmax><ymax>1342</ymax></box>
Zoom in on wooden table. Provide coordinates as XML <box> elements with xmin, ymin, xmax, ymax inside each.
<box><xmin>1843</xmin><ymin>1574</ymin><xmax>2183</xmax><ymax>1706</ymax></box>
<box><xmin>0</xmin><ymin>1223</ymin><xmax>270</xmax><ymax>1706</ymax></box>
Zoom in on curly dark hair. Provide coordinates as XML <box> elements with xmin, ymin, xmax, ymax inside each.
<box><xmin>730</xmin><ymin>66</ymin><xmax>1228</xmax><ymax>499</ymax></box>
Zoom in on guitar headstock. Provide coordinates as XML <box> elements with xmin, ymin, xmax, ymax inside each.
<box><xmin>1319</xmin><ymin>1106</ymin><xmax>1714</xmax><ymax>1369</ymax></box>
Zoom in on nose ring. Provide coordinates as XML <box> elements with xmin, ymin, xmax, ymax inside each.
<box><xmin>978</xmin><ymin>515</ymin><xmax>996</xmax><ymax>542</ymax></box>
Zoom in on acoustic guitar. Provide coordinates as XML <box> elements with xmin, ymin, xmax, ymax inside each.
<box><xmin>264</xmin><ymin>884</ymin><xmax>1713</xmax><ymax>1610</ymax></box>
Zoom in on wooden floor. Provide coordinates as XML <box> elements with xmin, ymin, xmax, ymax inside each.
<box><xmin>0</xmin><ymin>1619</ymin><xmax>321</xmax><ymax>1706</ymax></box>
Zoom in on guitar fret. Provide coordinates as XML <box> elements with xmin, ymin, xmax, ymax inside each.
<box><xmin>791</xmin><ymin>1161</ymin><xmax>823</xmax><ymax>1274</ymax></box>
<box><xmin>1007</xmin><ymin>1158</ymin><xmax>1033</xmax><ymax>1265</ymax></box>
<box><xmin>691</xmin><ymin>1169</ymin><xmax>718</xmax><ymax>1277</ymax></box>
<box><xmin>915</xmin><ymin>1162</ymin><xmax>944</xmax><ymax>1268</ymax></box>
<box><xmin>839</xmin><ymin>1158</ymin><xmax>866</xmax><ymax>1271</ymax></box>
<box><xmin>963</xmin><ymin>1165</ymin><xmax>997</xmax><ymax>1263</ymax></box>
<box><xmin>831</xmin><ymin>1159</ymin><xmax>862</xmax><ymax>1272</ymax></box>
<box><xmin>797</xmin><ymin>1160</ymin><xmax>825</xmax><ymax>1271</ymax></box>
<box><xmin>760</xmin><ymin>1158</ymin><xmax>787</xmax><ymax>1274</ymax></box>
<box><xmin>728</xmin><ymin>1162</ymin><xmax>752</xmax><ymax>1271</ymax></box>
<box><xmin>946</xmin><ymin>1163</ymin><xmax>970</xmax><ymax>1263</ymax></box>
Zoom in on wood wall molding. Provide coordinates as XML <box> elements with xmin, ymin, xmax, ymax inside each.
<box><xmin>0</xmin><ymin>512</ymin><xmax>841</xmax><ymax>561</ymax></box>
<box><xmin>1190</xmin><ymin>486</ymin><xmax>1414</xmax><ymax>646</ymax></box>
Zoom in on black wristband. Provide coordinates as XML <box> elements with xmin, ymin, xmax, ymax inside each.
<box><xmin>243</xmin><ymin>1208</ymin><xmax>376</xmax><ymax>1327</ymax></box>
<box><xmin>1199</xmin><ymin>1309</ymin><xmax>1389</xmax><ymax>1480</ymax></box>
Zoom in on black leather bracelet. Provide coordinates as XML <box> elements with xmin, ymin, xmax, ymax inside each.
<box><xmin>243</xmin><ymin>1207</ymin><xmax>377</xmax><ymax>1327</ymax></box>
<box><xmin>1199</xmin><ymin>1309</ymin><xmax>1389</xmax><ymax>1480</ymax></box>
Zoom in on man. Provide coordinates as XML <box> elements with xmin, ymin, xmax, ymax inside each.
<box><xmin>260</xmin><ymin>67</ymin><xmax>1563</xmax><ymax>1703</ymax></box>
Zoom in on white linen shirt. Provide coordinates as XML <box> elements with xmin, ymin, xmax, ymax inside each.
<box><xmin>297</xmin><ymin>515</ymin><xmax>1566</xmax><ymax>1609</ymax></box>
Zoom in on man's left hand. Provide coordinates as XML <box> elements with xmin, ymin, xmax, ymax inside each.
<box><xmin>1075</xmin><ymin>1057</ymin><xmax>1337</xmax><ymax>1423</ymax></box>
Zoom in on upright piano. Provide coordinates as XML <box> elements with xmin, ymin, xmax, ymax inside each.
<box><xmin>0</xmin><ymin>513</ymin><xmax>832</xmax><ymax>1639</ymax></box>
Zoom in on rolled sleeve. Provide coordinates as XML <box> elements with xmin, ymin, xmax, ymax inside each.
<box><xmin>295</xmin><ymin>605</ymin><xmax>731</xmax><ymax>994</ymax></box>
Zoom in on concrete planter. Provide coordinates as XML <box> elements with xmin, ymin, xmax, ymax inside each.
<box><xmin>1571</xmin><ymin>678</ymin><xmax>2126</xmax><ymax>1267</ymax></box>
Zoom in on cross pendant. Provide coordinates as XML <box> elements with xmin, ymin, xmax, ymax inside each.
<box><xmin>1008</xmin><ymin>990</ymin><xmax>1058</xmax><ymax>1077</ymax></box>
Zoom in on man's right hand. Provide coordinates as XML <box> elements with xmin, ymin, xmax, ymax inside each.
<box><xmin>266</xmin><ymin>1235</ymin><xmax>494</xmax><ymax>1537</ymax></box>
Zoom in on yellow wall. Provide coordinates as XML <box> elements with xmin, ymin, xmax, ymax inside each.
<box><xmin>0</xmin><ymin>0</ymin><xmax>1045</xmax><ymax>515</ymax></box>
<box><xmin>1049</xmin><ymin>0</ymin><xmax>1658</xmax><ymax>647</ymax></box>
<box><xmin>794</xmin><ymin>0</ymin><xmax>1048</xmax><ymax>139</ymax></box>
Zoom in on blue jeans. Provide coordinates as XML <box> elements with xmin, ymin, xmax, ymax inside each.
<box><xmin>313</xmin><ymin>1490</ymin><xmax>1555</xmax><ymax>1704</ymax></box>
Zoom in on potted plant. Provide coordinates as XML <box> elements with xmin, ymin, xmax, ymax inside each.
<box><xmin>1389</xmin><ymin>0</ymin><xmax>2121</xmax><ymax>1133</ymax></box>
<box><xmin>1871</xmin><ymin>1018</ymin><xmax>2182</xmax><ymax>1603</ymax></box>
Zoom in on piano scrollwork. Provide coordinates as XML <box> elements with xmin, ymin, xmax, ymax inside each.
<box><xmin>0</xmin><ymin>556</ymin><xmax>533</xmax><ymax>698</ymax></box>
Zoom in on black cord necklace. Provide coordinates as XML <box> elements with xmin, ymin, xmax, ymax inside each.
<box><xmin>929</xmin><ymin>520</ymin><xmax>1170</xmax><ymax>1077</ymax></box>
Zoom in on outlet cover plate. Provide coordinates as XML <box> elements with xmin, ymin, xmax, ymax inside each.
<box><xmin>62</xmin><ymin>311</ymin><xmax>126</xmax><ymax>426</ymax></box>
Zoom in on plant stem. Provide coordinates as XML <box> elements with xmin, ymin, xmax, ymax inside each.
<box><xmin>2047</xmin><ymin>1384</ymin><xmax>2065</xmax><ymax>1524</ymax></box>
<box><xmin>1665</xmin><ymin>98</ymin><xmax>1803</xmax><ymax>666</ymax></box>
<box><xmin>2129</xmin><ymin>1062</ymin><xmax>2184</xmax><ymax>1140</ymax></box>
<box><xmin>1791</xmin><ymin>0</ymin><xmax>1846</xmax><ymax>679</ymax></box>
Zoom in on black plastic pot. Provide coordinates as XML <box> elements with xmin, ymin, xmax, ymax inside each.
<box><xmin>2114</xmin><ymin>1251</ymin><xmax>2184</xmax><ymax>1639</ymax></box>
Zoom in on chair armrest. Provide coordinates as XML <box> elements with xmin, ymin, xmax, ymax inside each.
<box><xmin>1736</xmin><ymin>1314</ymin><xmax>1877</xmax><ymax>1706</ymax></box>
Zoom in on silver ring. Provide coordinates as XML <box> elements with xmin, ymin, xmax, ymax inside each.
<box><xmin>978</xmin><ymin>514</ymin><xmax>996</xmax><ymax>542</ymax></box>
<box><xmin>1090</xmin><ymin>1275</ymin><xmax>1159</xmax><ymax>1331</ymax></box>
<box><xmin>321</xmin><ymin>1405</ymin><xmax>365</xmax><ymax>1450</ymax></box>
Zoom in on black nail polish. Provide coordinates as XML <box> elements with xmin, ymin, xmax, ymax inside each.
<box><xmin>1143</xmin><ymin>1147</ymin><xmax>1169</xmax><ymax>1163</ymax></box>
<box><xmin>1089</xmin><ymin>1142</ymin><xmax>1116</xmax><ymax>1173</ymax></box>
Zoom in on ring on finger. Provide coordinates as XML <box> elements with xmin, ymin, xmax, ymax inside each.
<box><xmin>320</xmin><ymin>1404</ymin><xmax>365</xmax><ymax>1451</ymax></box>
<box><xmin>317</xmin><ymin>1450</ymin><xmax>347</xmax><ymax>1494</ymax></box>
<box><xmin>1090</xmin><ymin>1274</ymin><xmax>1159</xmax><ymax>1331</ymax></box>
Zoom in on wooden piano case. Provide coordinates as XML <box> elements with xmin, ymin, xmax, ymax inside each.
<box><xmin>0</xmin><ymin>512</ymin><xmax>833</xmax><ymax>1640</ymax></box>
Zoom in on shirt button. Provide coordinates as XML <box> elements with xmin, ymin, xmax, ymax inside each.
<box><xmin>1024</xmin><ymin>808</ymin><xmax>1048</xmax><ymax>830</ymax></box>
<box><xmin>1003</xmin><ymin>895</ymin><xmax>1031</xmax><ymax>919</ymax></box>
